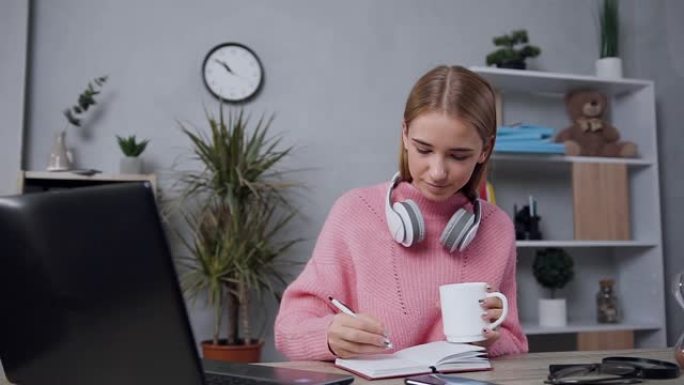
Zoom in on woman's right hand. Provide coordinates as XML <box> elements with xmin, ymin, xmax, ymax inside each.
<box><xmin>327</xmin><ymin>313</ymin><xmax>391</xmax><ymax>358</ymax></box>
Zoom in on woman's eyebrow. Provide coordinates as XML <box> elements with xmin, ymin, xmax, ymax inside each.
<box><xmin>411</xmin><ymin>138</ymin><xmax>433</xmax><ymax>148</ymax></box>
<box><xmin>411</xmin><ymin>137</ymin><xmax>474</xmax><ymax>152</ymax></box>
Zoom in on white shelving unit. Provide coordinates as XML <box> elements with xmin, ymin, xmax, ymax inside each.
<box><xmin>471</xmin><ymin>67</ymin><xmax>666</xmax><ymax>348</ymax></box>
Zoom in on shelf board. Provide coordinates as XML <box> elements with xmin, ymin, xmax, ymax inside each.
<box><xmin>492</xmin><ymin>153</ymin><xmax>653</xmax><ymax>166</ymax></box>
<box><xmin>516</xmin><ymin>240</ymin><xmax>657</xmax><ymax>248</ymax></box>
<box><xmin>523</xmin><ymin>321</ymin><xmax>661</xmax><ymax>335</ymax></box>
<box><xmin>22</xmin><ymin>171</ymin><xmax>155</xmax><ymax>182</ymax></box>
<box><xmin>470</xmin><ymin>66</ymin><xmax>652</xmax><ymax>96</ymax></box>
<box><xmin>18</xmin><ymin>171</ymin><xmax>158</xmax><ymax>197</ymax></box>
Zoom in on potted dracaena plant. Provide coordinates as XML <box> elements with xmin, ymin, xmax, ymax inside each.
<box><xmin>596</xmin><ymin>0</ymin><xmax>622</xmax><ymax>78</ymax></box>
<box><xmin>174</xmin><ymin>106</ymin><xmax>300</xmax><ymax>363</ymax></box>
<box><xmin>48</xmin><ymin>75</ymin><xmax>108</xmax><ymax>171</ymax></box>
<box><xmin>116</xmin><ymin>134</ymin><xmax>150</xmax><ymax>174</ymax></box>
<box><xmin>533</xmin><ymin>247</ymin><xmax>575</xmax><ymax>328</ymax></box>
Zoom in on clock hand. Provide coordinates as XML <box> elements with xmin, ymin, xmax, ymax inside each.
<box><xmin>214</xmin><ymin>59</ymin><xmax>248</xmax><ymax>81</ymax></box>
<box><xmin>214</xmin><ymin>59</ymin><xmax>234</xmax><ymax>74</ymax></box>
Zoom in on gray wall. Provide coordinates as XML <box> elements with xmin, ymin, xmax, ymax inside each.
<box><xmin>622</xmin><ymin>0</ymin><xmax>684</xmax><ymax>348</ymax></box>
<box><xmin>0</xmin><ymin>0</ymin><xmax>29</xmax><ymax>195</ymax></box>
<box><xmin>17</xmin><ymin>0</ymin><xmax>683</xmax><ymax>362</ymax></box>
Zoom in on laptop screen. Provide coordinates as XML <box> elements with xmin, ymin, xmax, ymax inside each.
<box><xmin>0</xmin><ymin>183</ymin><xmax>205</xmax><ymax>385</ymax></box>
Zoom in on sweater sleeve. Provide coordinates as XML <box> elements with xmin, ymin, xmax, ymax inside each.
<box><xmin>274</xmin><ymin>193</ymin><xmax>359</xmax><ymax>361</ymax></box>
<box><xmin>487</xmin><ymin>230</ymin><xmax>529</xmax><ymax>357</ymax></box>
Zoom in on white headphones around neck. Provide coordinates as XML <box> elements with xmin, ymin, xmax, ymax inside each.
<box><xmin>385</xmin><ymin>172</ymin><xmax>481</xmax><ymax>252</ymax></box>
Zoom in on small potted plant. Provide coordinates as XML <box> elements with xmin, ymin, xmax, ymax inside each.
<box><xmin>485</xmin><ymin>29</ymin><xmax>541</xmax><ymax>70</ymax></box>
<box><xmin>174</xmin><ymin>106</ymin><xmax>300</xmax><ymax>363</ymax></box>
<box><xmin>48</xmin><ymin>75</ymin><xmax>108</xmax><ymax>171</ymax></box>
<box><xmin>596</xmin><ymin>0</ymin><xmax>621</xmax><ymax>78</ymax></box>
<box><xmin>533</xmin><ymin>247</ymin><xmax>574</xmax><ymax>327</ymax></box>
<box><xmin>116</xmin><ymin>134</ymin><xmax>149</xmax><ymax>174</ymax></box>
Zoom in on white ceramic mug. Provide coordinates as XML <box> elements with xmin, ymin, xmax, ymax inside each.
<box><xmin>439</xmin><ymin>282</ymin><xmax>509</xmax><ymax>343</ymax></box>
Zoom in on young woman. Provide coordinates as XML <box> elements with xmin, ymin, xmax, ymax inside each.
<box><xmin>275</xmin><ymin>65</ymin><xmax>528</xmax><ymax>360</ymax></box>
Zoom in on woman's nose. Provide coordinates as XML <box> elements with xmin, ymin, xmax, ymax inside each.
<box><xmin>429</xmin><ymin>158</ymin><xmax>448</xmax><ymax>181</ymax></box>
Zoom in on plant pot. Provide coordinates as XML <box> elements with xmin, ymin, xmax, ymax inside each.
<box><xmin>595</xmin><ymin>57</ymin><xmax>623</xmax><ymax>79</ymax></box>
<box><xmin>47</xmin><ymin>130</ymin><xmax>73</xmax><ymax>171</ymax></box>
<box><xmin>539</xmin><ymin>298</ymin><xmax>567</xmax><ymax>327</ymax></box>
<box><xmin>497</xmin><ymin>60</ymin><xmax>526</xmax><ymax>70</ymax></box>
<box><xmin>201</xmin><ymin>339</ymin><xmax>263</xmax><ymax>363</ymax></box>
<box><xmin>120</xmin><ymin>156</ymin><xmax>143</xmax><ymax>174</ymax></box>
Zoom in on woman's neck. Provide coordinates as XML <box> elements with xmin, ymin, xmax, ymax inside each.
<box><xmin>392</xmin><ymin>181</ymin><xmax>471</xmax><ymax>218</ymax></box>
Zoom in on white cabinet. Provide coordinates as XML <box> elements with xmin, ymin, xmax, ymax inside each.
<box><xmin>17</xmin><ymin>171</ymin><xmax>157</xmax><ymax>196</ymax></box>
<box><xmin>471</xmin><ymin>67</ymin><xmax>666</xmax><ymax>348</ymax></box>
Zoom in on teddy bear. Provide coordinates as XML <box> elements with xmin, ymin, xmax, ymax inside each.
<box><xmin>555</xmin><ymin>89</ymin><xmax>637</xmax><ymax>157</ymax></box>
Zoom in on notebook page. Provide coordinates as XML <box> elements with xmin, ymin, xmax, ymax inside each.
<box><xmin>335</xmin><ymin>354</ymin><xmax>425</xmax><ymax>377</ymax></box>
<box><xmin>396</xmin><ymin>341</ymin><xmax>485</xmax><ymax>366</ymax></box>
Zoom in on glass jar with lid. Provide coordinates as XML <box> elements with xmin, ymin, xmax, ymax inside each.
<box><xmin>596</xmin><ymin>278</ymin><xmax>619</xmax><ymax>323</ymax></box>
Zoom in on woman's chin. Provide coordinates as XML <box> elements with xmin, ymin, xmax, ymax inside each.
<box><xmin>418</xmin><ymin>186</ymin><xmax>452</xmax><ymax>202</ymax></box>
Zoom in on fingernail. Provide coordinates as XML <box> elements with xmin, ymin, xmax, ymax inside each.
<box><xmin>481</xmin><ymin>312</ymin><xmax>488</xmax><ymax>319</ymax></box>
<box><xmin>486</xmin><ymin>285</ymin><xmax>492</xmax><ymax>292</ymax></box>
<box><xmin>478</xmin><ymin>299</ymin><xmax>484</xmax><ymax>304</ymax></box>
<box><xmin>384</xmin><ymin>338</ymin><xmax>393</xmax><ymax>349</ymax></box>
<box><xmin>482</xmin><ymin>328</ymin><xmax>488</xmax><ymax>334</ymax></box>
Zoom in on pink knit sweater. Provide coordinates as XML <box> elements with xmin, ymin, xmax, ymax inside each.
<box><xmin>274</xmin><ymin>181</ymin><xmax>528</xmax><ymax>361</ymax></box>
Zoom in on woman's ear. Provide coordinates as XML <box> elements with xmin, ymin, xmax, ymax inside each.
<box><xmin>478</xmin><ymin>136</ymin><xmax>495</xmax><ymax>163</ymax></box>
<box><xmin>402</xmin><ymin>121</ymin><xmax>409</xmax><ymax>150</ymax></box>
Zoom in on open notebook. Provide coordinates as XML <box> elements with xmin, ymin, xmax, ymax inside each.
<box><xmin>334</xmin><ymin>341</ymin><xmax>490</xmax><ymax>380</ymax></box>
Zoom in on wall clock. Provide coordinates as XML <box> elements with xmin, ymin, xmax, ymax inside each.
<box><xmin>202</xmin><ymin>42</ymin><xmax>264</xmax><ymax>103</ymax></box>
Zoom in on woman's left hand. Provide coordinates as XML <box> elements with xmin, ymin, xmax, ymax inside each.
<box><xmin>478</xmin><ymin>286</ymin><xmax>503</xmax><ymax>347</ymax></box>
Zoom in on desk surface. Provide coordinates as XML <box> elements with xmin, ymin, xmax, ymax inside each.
<box><xmin>0</xmin><ymin>349</ymin><xmax>679</xmax><ymax>384</ymax></box>
<box><xmin>263</xmin><ymin>348</ymin><xmax>679</xmax><ymax>385</ymax></box>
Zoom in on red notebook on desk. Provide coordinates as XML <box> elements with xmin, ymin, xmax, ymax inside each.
<box><xmin>334</xmin><ymin>341</ymin><xmax>491</xmax><ymax>380</ymax></box>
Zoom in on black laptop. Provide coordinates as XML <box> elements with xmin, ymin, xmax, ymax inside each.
<box><xmin>0</xmin><ymin>183</ymin><xmax>353</xmax><ymax>385</ymax></box>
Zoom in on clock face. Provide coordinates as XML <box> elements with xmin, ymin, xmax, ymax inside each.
<box><xmin>202</xmin><ymin>43</ymin><xmax>264</xmax><ymax>102</ymax></box>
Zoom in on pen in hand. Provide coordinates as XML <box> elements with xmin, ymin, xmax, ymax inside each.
<box><xmin>327</xmin><ymin>296</ymin><xmax>393</xmax><ymax>349</ymax></box>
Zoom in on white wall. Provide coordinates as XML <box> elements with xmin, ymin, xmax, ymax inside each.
<box><xmin>20</xmin><ymin>0</ymin><xmax>683</xmax><ymax>361</ymax></box>
<box><xmin>0</xmin><ymin>0</ymin><xmax>29</xmax><ymax>195</ymax></box>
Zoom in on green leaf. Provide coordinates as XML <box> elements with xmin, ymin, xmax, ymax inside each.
<box><xmin>64</xmin><ymin>75</ymin><xmax>108</xmax><ymax>128</ymax></box>
<box><xmin>116</xmin><ymin>134</ymin><xmax>150</xmax><ymax>157</ymax></box>
<box><xmin>533</xmin><ymin>248</ymin><xmax>575</xmax><ymax>297</ymax></box>
<box><xmin>486</xmin><ymin>29</ymin><xmax>541</xmax><ymax>67</ymax></box>
<box><xmin>599</xmin><ymin>0</ymin><xmax>619</xmax><ymax>57</ymax></box>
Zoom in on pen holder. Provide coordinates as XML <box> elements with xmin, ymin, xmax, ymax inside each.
<box><xmin>514</xmin><ymin>205</ymin><xmax>543</xmax><ymax>240</ymax></box>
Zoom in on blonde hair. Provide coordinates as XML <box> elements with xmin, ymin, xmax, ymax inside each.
<box><xmin>399</xmin><ymin>65</ymin><xmax>497</xmax><ymax>201</ymax></box>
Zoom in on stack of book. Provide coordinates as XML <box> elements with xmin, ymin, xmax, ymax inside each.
<box><xmin>494</xmin><ymin>124</ymin><xmax>566</xmax><ymax>154</ymax></box>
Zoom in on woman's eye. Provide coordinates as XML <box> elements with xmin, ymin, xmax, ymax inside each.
<box><xmin>450</xmin><ymin>154</ymin><xmax>469</xmax><ymax>161</ymax></box>
<box><xmin>416</xmin><ymin>148</ymin><xmax>430</xmax><ymax>155</ymax></box>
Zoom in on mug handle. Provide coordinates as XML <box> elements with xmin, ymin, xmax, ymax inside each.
<box><xmin>485</xmin><ymin>292</ymin><xmax>509</xmax><ymax>330</ymax></box>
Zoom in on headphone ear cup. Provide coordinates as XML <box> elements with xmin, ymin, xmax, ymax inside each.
<box><xmin>440</xmin><ymin>209</ymin><xmax>475</xmax><ymax>253</ymax></box>
<box><xmin>386</xmin><ymin>206</ymin><xmax>406</xmax><ymax>244</ymax></box>
<box><xmin>393</xmin><ymin>199</ymin><xmax>425</xmax><ymax>246</ymax></box>
<box><xmin>459</xmin><ymin>220</ymin><xmax>480</xmax><ymax>251</ymax></box>
<box><xmin>403</xmin><ymin>199</ymin><xmax>425</xmax><ymax>244</ymax></box>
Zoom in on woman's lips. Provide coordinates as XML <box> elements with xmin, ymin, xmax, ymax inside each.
<box><xmin>424</xmin><ymin>181</ymin><xmax>448</xmax><ymax>192</ymax></box>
